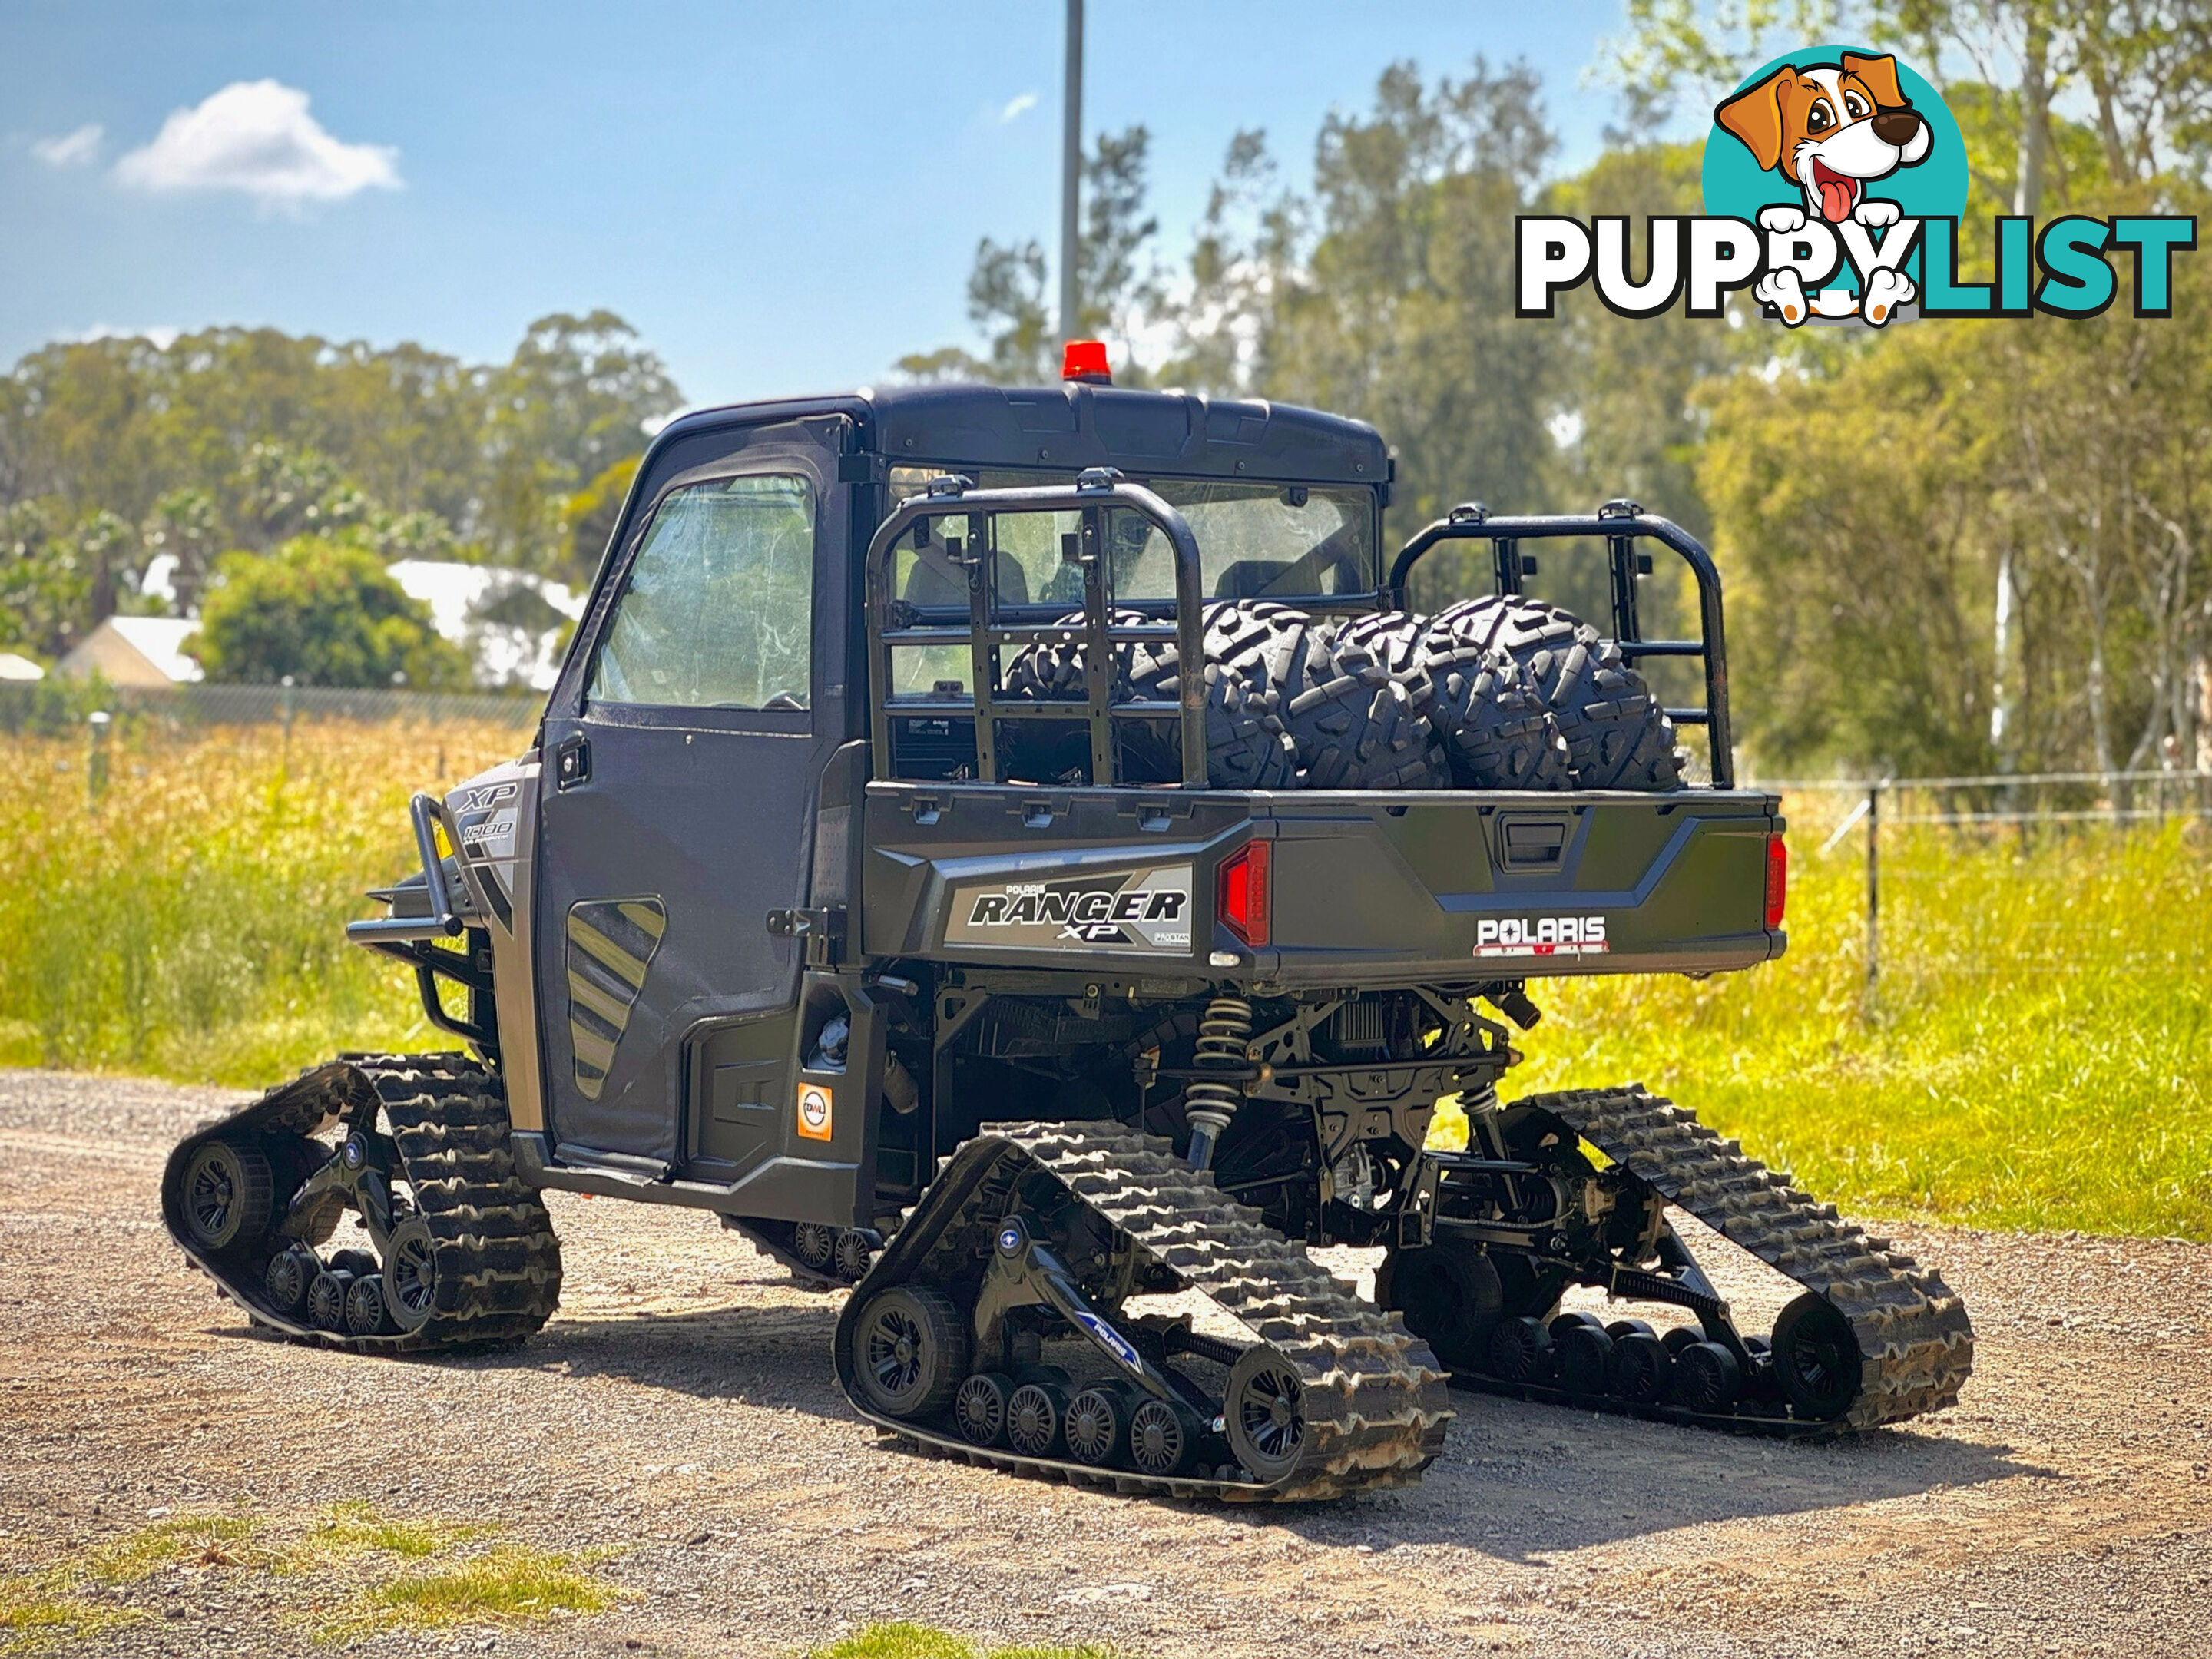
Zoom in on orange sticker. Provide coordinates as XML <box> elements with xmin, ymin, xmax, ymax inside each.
<box><xmin>796</xmin><ymin>1083</ymin><xmax>834</xmax><ymax>1141</ymax></box>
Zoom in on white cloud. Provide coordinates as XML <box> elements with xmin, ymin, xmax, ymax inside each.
<box><xmin>998</xmin><ymin>91</ymin><xmax>1038</xmax><ymax>124</ymax></box>
<box><xmin>114</xmin><ymin>80</ymin><xmax>400</xmax><ymax>207</ymax></box>
<box><xmin>31</xmin><ymin>124</ymin><xmax>104</xmax><ymax>167</ymax></box>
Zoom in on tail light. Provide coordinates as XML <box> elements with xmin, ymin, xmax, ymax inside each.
<box><xmin>1217</xmin><ymin>839</ymin><xmax>1271</xmax><ymax>950</ymax></box>
<box><xmin>1764</xmin><ymin>833</ymin><xmax>1788</xmax><ymax>930</ymax></box>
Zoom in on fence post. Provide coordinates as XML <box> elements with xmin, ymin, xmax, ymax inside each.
<box><xmin>1864</xmin><ymin>780</ymin><xmax>1883</xmax><ymax>988</ymax></box>
<box><xmin>85</xmin><ymin>709</ymin><xmax>111</xmax><ymax>808</ymax></box>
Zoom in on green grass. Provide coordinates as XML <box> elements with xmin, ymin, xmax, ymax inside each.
<box><xmin>812</xmin><ymin>1624</ymin><xmax>1112</xmax><ymax>1659</ymax></box>
<box><xmin>314</xmin><ymin>1545</ymin><xmax>617</xmax><ymax>1641</ymax></box>
<box><xmin>0</xmin><ymin>1513</ymin><xmax>263</xmax><ymax>1653</ymax></box>
<box><xmin>0</xmin><ymin>722</ymin><xmax>522</xmax><ymax>1084</ymax></box>
<box><xmin>1491</xmin><ymin>805</ymin><xmax>2212</xmax><ymax>1240</ymax></box>
<box><xmin>3</xmin><ymin>721</ymin><xmax>2206</xmax><ymax>1240</ymax></box>
<box><xmin>281</xmin><ymin>1502</ymin><xmax>492</xmax><ymax>1568</ymax></box>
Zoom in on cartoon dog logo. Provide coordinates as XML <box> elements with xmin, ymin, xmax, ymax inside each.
<box><xmin>1716</xmin><ymin>51</ymin><xmax>1932</xmax><ymax>324</ymax></box>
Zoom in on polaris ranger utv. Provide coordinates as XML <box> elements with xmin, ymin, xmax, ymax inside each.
<box><xmin>163</xmin><ymin>365</ymin><xmax>1972</xmax><ymax>1502</ymax></box>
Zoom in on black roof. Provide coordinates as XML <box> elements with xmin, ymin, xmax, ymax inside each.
<box><xmin>652</xmin><ymin>382</ymin><xmax>1389</xmax><ymax>488</ymax></box>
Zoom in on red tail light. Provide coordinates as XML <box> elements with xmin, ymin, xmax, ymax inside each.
<box><xmin>1764</xmin><ymin>833</ymin><xmax>1788</xmax><ymax>929</ymax></box>
<box><xmin>1217</xmin><ymin>840</ymin><xmax>1271</xmax><ymax>949</ymax></box>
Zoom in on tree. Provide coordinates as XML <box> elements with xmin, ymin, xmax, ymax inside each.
<box><xmin>482</xmin><ymin>312</ymin><xmax>682</xmax><ymax>566</ymax></box>
<box><xmin>188</xmin><ymin>537</ymin><xmax>471</xmax><ymax>689</ymax></box>
<box><xmin>897</xmin><ymin>127</ymin><xmax>1165</xmax><ymax>383</ymax></box>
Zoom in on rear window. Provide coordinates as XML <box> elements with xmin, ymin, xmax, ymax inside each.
<box><xmin>886</xmin><ymin>468</ymin><xmax>1378</xmax><ymax>608</ymax></box>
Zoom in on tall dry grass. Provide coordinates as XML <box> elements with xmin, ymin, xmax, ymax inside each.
<box><xmin>1507</xmin><ymin>798</ymin><xmax>2212</xmax><ymax>1240</ymax></box>
<box><xmin>4</xmin><ymin>730</ymin><xmax>2207</xmax><ymax>1237</ymax></box>
<box><xmin>0</xmin><ymin>720</ymin><xmax>524</xmax><ymax>1083</ymax></box>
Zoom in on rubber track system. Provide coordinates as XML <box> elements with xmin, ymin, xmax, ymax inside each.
<box><xmin>834</xmin><ymin>1123</ymin><xmax>1452</xmax><ymax>1502</ymax></box>
<box><xmin>161</xmin><ymin>1054</ymin><xmax>561</xmax><ymax>1353</ymax></box>
<box><xmin>1522</xmin><ymin>1086</ymin><xmax>1974</xmax><ymax>1431</ymax></box>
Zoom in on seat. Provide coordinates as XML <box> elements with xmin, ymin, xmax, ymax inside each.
<box><xmin>1214</xmin><ymin>559</ymin><xmax>1293</xmax><ymax>599</ymax></box>
<box><xmin>902</xmin><ymin>538</ymin><xmax>1031</xmax><ymax>608</ymax></box>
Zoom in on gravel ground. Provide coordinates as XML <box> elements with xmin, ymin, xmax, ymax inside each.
<box><xmin>2</xmin><ymin>1068</ymin><xmax>2208</xmax><ymax>1659</ymax></box>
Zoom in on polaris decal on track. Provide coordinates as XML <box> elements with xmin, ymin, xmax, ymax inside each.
<box><xmin>946</xmin><ymin>864</ymin><xmax>1194</xmax><ymax>954</ymax></box>
<box><xmin>1474</xmin><ymin>915</ymin><xmax>1610</xmax><ymax>958</ymax></box>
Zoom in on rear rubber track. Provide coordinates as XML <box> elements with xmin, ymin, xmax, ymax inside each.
<box><xmin>1504</xmin><ymin>1086</ymin><xmax>1974</xmax><ymax>1430</ymax></box>
<box><xmin>161</xmin><ymin>1052</ymin><xmax>561</xmax><ymax>1353</ymax></box>
<box><xmin>836</xmin><ymin>1122</ymin><xmax>1452</xmax><ymax>1502</ymax></box>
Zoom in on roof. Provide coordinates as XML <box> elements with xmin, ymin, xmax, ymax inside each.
<box><xmin>52</xmin><ymin>616</ymin><xmax>205</xmax><ymax>685</ymax></box>
<box><xmin>651</xmin><ymin>382</ymin><xmax>1391</xmax><ymax>490</ymax></box>
<box><xmin>0</xmin><ymin>653</ymin><xmax>42</xmax><ymax>681</ymax></box>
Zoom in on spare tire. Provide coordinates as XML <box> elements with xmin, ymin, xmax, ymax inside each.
<box><xmin>1331</xmin><ymin>611</ymin><xmax>1569</xmax><ymax>790</ymax></box>
<box><xmin>1429</xmin><ymin>598</ymin><xmax>1684</xmax><ymax>790</ymax></box>
<box><xmin>1002</xmin><ymin>605</ymin><xmax>1296</xmax><ymax>788</ymax></box>
<box><xmin>1121</xmin><ymin>602</ymin><xmax>1300</xmax><ymax>790</ymax></box>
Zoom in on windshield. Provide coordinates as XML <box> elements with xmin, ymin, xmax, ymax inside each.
<box><xmin>886</xmin><ymin>467</ymin><xmax>1378</xmax><ymax>608</ymax></box>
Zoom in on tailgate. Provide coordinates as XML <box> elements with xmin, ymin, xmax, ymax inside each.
<box><xmin>860</xmin><ymin>783</ymin><xmax>1783</xmax><ymax>986</ymax></box>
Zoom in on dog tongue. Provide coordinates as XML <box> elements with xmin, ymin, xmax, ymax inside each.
<box><xmin>1817</xmin><ymin>174</ymin><xmax>1855</xmax><ymax>222</ymax></box>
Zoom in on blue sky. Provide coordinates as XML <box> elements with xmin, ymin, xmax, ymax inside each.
<box><xmin>0</xmin><ymin>2</ymin><xmax>1645</xmax><ymax>406</ymax></box>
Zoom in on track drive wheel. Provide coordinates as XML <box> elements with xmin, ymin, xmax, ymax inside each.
<box><xmin>263</xmin><ymin>1247</ymin><xmax>317</xmax><ymax>1318</ymax></box>
<box><xmin>1063</xmin><ymin>1386</ymin><xmax>1127</xmax><ymax>1467</ymax></box>
<box><xmin>953</xmin><ymin>1372</ymin><xmax>1014</xmax><ymax>1447</ymax></box>
<box><xmin>306</xmin><ymin>1270</ymin><xmax>354</xmax><ymax>1332</ymax></box>
<box><xmin>1378</xmin><ymin>1246</ymin><xmax>1502</xmax><ymax>1368</ymax></box>
<box><xmin>381</xmin><ymin>1216</ymin><xmax>439</xmax><ymax>1335</ymax></box>
<box><xmin>344</xmin><ymin>1274</ymin><xmax>393</xmax><ymax>1337</ymax></box>
<box><xmin>1225</xmin><ymin>1346</ymin><xmax>1306</xmax><ymax>1484</ymax></box>
<box><xmin>181</xmin><ymin>1141</ymin><xmax>273</xmax><ymax>1255</ymax></box>
<box><xmin>853</xmin><ymin>1286</ymin><xmax>968</xmax><ymax>1421</ymax></box>
<box><xmin>793</xmin><ymin>1223</ymin><xmax>837</xmax><ymax>1275</ymax></box>
<box><xmin>1771</xmin><ymin>1293</ymin><xmax>1864</xmax><ymax>1421</ymax></box>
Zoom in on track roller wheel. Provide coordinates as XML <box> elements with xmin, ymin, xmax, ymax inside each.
<box><xmin>344</xmin><ymin>1273</ymin><xmax>393</xmax><ymax>1336</ymax></box>
<box><xmin>181</xmin><ymin>1141</ymin><xmax>273</xmax><ymax>1255</ymax></box>
<box><xmin>1063</xmin><ymin>1386</ymin><xmax>1128</xmax><ymax>1467</ymax></box>
<box><xmin>1127</xmin><ymin>1398</ymin><xmax>1194</xmax><ymax>1477</ymax></box>
<box><xmin>1377</xmin><ymin>1247</ymin><xmax>1501</xmax><ymax>1369</ymax></box>
<box><xmin>1661</xmin><ymin>1326</ymin><xmax>1702</xmax><ymax>1357</ymax></box>
<box><xmin>833</xmin><ymin>1229</ymin><xmax>873</xmax><ymax>1282</ymax></box>
<box><xmin>1771</xmin><ymin>1293</ymin><xmax>1864</xmax><ymax>1422</ymax></box>
<box><xmin>1555</xmin><ymin>1323</ymin><xmax>1614</xmax><ymax>1398</ymax></box>
<box><xmin>793</xmin><ymin>1223</ymin><xmax>837</xmax><ymax>1275</ymax></box>
<box><xmin>263</xmin><ymin>1247</ymin><xmax>318</xmax><ymax>1318</ymax></box>
<box><xmin>1005</xmin><ymin>1379</ymin><xmax>1067</xmax><ymax>1458</ymax></box>
<box><xmin>1606</xmin><ymin>1330</ymin><xmax>1675</xmax><ymax>1404</ymax></box>
<box><xmin>1487</xmin><ymin>1315</ymin><xmax>1551</xmax><ymax>1382</ymax></box>
<box><xmin>1672</xmin><ymin>1340</ymin><xmax>1743</xmax><ymax>1412</ymax></box>
<box><xmin>306</xmin><ymin>1269</ymin><xmax>354</xmax><ymax>1332</ymax></box>
<box><xmin>1605</xmin><ymin>1318</ymin><xmax>1656</xmax><ymax>1340</ymax></box>
<box><xmin>853</xmin><ymin>1286</ymin><xmax>968</xmax><ymax>1421</ymax></box>
<box><xmin>952</xmin><ymin>1372</ymin><xmax>1013</xmax><ymax>1448</ymax></box>
<box><xmin>1224</xmin><ymin>1346</ymin><xmax>1305</xmax><ymax>1484</ymax></box>
<box><xmin>1549</xmin><ymin>1311</ymin><xmax>1606</xmax><ymax>1340</ymax></box>
<box><xmin>329</xmin><ymin>1247</ymin><xmax>379</xmax><ymax>1277</ymax></box>
<box><xmin>381</xmin><ymin>1216</ymin><xmax>438</xmax><ymax>1335</ymax></box>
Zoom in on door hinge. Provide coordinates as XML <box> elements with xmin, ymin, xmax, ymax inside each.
<box><xmin>766</xmin><ymin>906</ymin><xmax>847</xmax><ymax>967</ymax></box>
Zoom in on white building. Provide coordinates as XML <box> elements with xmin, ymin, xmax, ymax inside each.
<box><xmin>388</xmin><ymin>561</ymin><xmax>585</xmax><ymax>691</ymax></box>
<box><xmin>51</xmin><ymin>617</ymin><xmax>205</xmax><ymax>687</ymax></box>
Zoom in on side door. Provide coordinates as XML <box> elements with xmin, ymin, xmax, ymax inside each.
<box><xmin>533</xmin><ymin>414</ymin><xmax>851</xmax><ymax>1179</ymax></box>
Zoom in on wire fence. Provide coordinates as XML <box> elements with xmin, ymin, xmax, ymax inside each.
<box><xmin>1746</xmin><ymin>767</ymin><xmax>2212</xmax><ymax>984</ymax></box>
<box><xmin>0</xmin><ymin>679</ymin><xmax>541</xmax><ymax>736</ymax></box>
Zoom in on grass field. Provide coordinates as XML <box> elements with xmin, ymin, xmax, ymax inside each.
<box><xmin>2</xmin><ymin>723</ymin><xmax>2207</xmax><ymax>1240</ymax></box>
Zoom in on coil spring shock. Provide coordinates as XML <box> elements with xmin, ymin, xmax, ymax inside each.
<box><xmin>1183</xmin><ymin>995</ymin><xmax>1255</xmax><ymax>1174</ymax></box>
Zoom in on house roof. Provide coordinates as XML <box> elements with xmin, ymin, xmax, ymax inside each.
<box><xmin>54</xmin><ymin>616</ymin><xmax>205</xmax><ymax>684</ymax></box>
<box><xmin>0</xmin><ymin>653</ymin><xmax>43</xmax><ymax>681</ymax></box>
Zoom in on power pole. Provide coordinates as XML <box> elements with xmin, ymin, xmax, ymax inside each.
<box><xmin>1059</xmin><ymin>0</ymin><xmax>1084</xmax><ymax>343</ymax></box>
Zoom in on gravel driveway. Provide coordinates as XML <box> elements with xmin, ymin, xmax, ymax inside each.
<box><xmin>2</xmin><ymin>1069</ymin><xmax>2207</xmax><ymax>1658</ymax></box>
